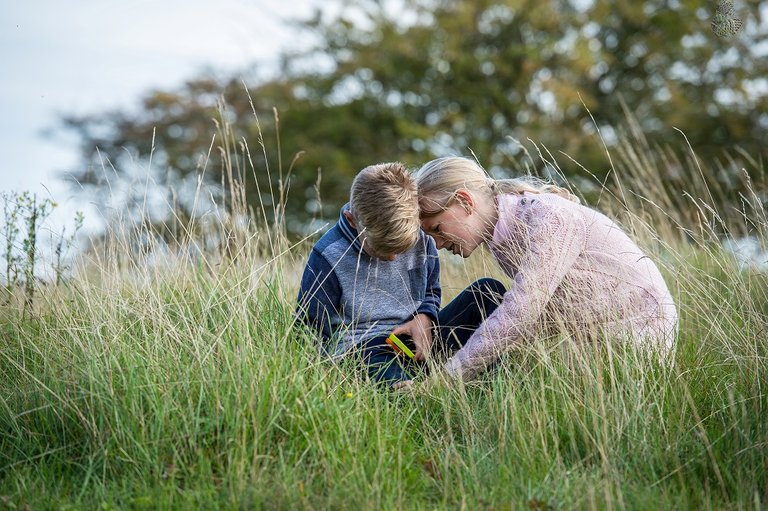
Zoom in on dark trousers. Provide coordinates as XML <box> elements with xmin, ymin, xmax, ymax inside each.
<box><xmin>360</xmin><ymin>278</ymin><xmax>506</xmax><ymax>385</ymax></box>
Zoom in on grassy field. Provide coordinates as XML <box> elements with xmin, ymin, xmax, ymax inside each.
<box><xmin>1</xmin><ymin>139</ymin><xmax>767</xmax><ymax>509</ymax></box>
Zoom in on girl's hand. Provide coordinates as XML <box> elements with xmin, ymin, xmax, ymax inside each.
<box><xmin>392</xmin><ymin>379</ymin><xmax>414</xmax><ymax>391</ymax></box>
<box><xmin>391</xmin><ymin>314</ymin><xmax>434</xmax><ymax>361</ymax></box>
<box><xmin>393</xmin><ymin>373</ymin><xmax>445</xmax><ymax>395</ymax></box>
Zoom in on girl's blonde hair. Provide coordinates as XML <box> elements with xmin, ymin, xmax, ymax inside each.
<box><xmin>415</xmin><ymin>157</ymin><xmax>579</xmax><ymax>217</ymax></box>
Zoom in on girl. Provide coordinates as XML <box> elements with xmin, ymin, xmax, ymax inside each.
<box><xmin>416</xmin><ymin>157</ymin><xmax>678</xmax><ymax>381</ymax></box>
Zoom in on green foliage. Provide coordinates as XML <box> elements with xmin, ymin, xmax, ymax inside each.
<box><xmin>1</xmin><ymin>128</ymin><xmax>767</xmax><ymax>507</ymax></box>
<box><xmin>58</xmin><ymin>0</ymin><xmax>768</xmax><ymax>237</ymax></box>
<box><xmin>1</xmin><ymin>191</ymin><xmax>55</xmax><ymax>308</ymax></box>
<box><xmin>1</xmin><ymin>192</ymin><xmax>84</xmax><ymax>309</ymax></box>
<box><xmin>1</xmin><ymin>193</ymin><xmax>21</xmax><ymax>295</ymax></box>
<box><xmin>0</xmin><ymin>241</ymin><xmax>766</xmax><ymax>509</ymax></box>
<box><xmin>53</xmin><ymin>210</ymin><xmax>85</xmax><ymax>287</ymax></box>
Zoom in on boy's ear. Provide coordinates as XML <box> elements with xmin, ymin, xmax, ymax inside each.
<box><xmin>343</xmin><ymin>210</ymin><xmax>357</xmax><ymax>229</ymax></box>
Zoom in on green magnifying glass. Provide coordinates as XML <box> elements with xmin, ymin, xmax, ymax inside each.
<box><xmin>386</xmin><ymin>333</ymin><xmax>415</xmax><ymax>359</ymax></box>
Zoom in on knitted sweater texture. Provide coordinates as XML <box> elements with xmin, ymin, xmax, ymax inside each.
<box><xmin>445</xmin><ymin>193</ymin><xmax>678</xmax><ymax>380</ymax></box>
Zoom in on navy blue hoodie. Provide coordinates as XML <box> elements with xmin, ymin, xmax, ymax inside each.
<box><xmin>296</xmin><ymin>203</ymin><xmax>441</xmax><ymax>356</ymax></box>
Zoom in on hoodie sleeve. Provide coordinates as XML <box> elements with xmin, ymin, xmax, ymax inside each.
<box><xmin>416</xmin><ymin>235</ymin><xmax>441</xmax><ymax>322</ymax></box>
<box><xmin>445</xmin><ymin>203</ymin><xmax>586</xmax><ymax>381</ymax></box>
<box><xmin>296</xmin><ymin>249</ymin><xmax>342</xmax><ymax>342</ymax></box>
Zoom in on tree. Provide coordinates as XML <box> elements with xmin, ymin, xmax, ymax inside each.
<box><xmin>59</xmin><ymin>0</ymin><xmax>768</xmax><ymax>239</ymax></box>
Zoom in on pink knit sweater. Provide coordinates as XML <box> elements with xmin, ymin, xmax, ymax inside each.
<box><xmin>445</xmin><ymin>192</ymin><xmax>678</xmax><ymax>380</ymax></box>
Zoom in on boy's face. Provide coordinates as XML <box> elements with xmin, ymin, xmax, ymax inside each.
<box><xmin>343</xmin><ymin>210</ymin><xmax>399</xmax><ymax>261</ymax></box>
<box><xmin>362</xmin><ymin>241</ymin><xmax>398</xmax><ymax>261</ymax></box>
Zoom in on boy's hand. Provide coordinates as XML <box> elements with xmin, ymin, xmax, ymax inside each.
<box><xmin>392</xmin><ymin>313</ymin><xmax>433</xmax><ymax>361</ymax></box>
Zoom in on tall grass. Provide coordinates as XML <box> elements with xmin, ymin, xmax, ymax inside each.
<box><xmin>0</xmin><ymin>111</ymin><xmax>766</xmax><ymax>509</ymax></box>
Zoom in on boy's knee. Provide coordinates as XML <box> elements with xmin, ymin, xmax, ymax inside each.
<box><xmin>359</xmin><ymin>337</ymin><xmax>421</xmax><ymax>386</ymax></box>
<box><xmin>471</xmin><ymin>278</ymin><xmax>506</xmax><ymax>299</ymax></box>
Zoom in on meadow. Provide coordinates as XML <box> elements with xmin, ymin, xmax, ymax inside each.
<box><xmin>1</xmin><ymin>128</ymin><xmax>766</xmax><ymax>510</ymax></box>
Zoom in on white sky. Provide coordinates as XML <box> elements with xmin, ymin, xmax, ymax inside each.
<box><xmin>0</xmin><ymin>0</ymin><xmax>320</xmax><ymax>229</ymax></box>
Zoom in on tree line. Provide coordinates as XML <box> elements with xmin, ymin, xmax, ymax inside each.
<box><xmin>59</xmin><ymin>0</ymin><xmax>768</xmax><ymax>239</ymax></box>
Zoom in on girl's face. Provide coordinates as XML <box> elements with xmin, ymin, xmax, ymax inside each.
<box><xmin>420</xmin><ymin>194</ymin><xmax>490</xmax><ymax>258</ymax></box>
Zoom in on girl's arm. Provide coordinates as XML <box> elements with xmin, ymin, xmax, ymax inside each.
<box><xmin>445</xmin><ymin>205</ymin><xmax>586</xmax><ymax>381</ymax></box>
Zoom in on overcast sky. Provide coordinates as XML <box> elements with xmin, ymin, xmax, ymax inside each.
<box><xmin>0</xmin><ymin>0</ymin><xmax>320</xmax><ymax>229</ymax></box>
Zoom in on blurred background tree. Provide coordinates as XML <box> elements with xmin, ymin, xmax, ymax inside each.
<box><xmin>59</xmin><ymin>0</ymin><xmax>767</xmax><ymax>239</ymax></box>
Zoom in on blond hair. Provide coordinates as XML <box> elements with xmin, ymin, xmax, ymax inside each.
<box><xmin>350</xmin><ymin>162</ymin><xmax>420</xmax><ymax>254</ymax></box>
<box><xmin>415</xmin><ymin>157</ymin><xmax>579</xmax><ymax>217</ymax></box>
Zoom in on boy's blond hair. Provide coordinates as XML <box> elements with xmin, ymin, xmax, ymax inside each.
<box><xmin>350</xmin><ymin>162</ymin><xmax>420</xmax><ymax>255</ymax></box>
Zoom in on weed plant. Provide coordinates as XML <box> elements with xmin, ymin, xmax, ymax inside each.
<box><xmin>0</xmin><ymin>110</ymin><xmax>766</xmax><ymax>509</ymax></box>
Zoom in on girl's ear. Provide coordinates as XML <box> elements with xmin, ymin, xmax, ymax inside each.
<box><xmin>454</xmin><ymin>189</ymin><xmax>475</xmax><ymax>213</ymax></box>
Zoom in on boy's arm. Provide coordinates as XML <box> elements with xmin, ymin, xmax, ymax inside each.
<box><xmin>296</xmin><ymin>249</ymin><xmax>342</xmax><ymax>342</ymax></box>
<box><xmin>393</xmin><ymin>237</ymin><xmax>440</xmax><ymax>361</ymax></box>
<box><xmin>415</xmin><ymin>236</ymin><xmax>441</xmax><ymax>322</ymax></box>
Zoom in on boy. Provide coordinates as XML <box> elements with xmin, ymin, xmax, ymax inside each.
<box><xmin>296</xmin><ymin>162</ymin><xmax>440</xmax><ymax>386</ymax></box>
